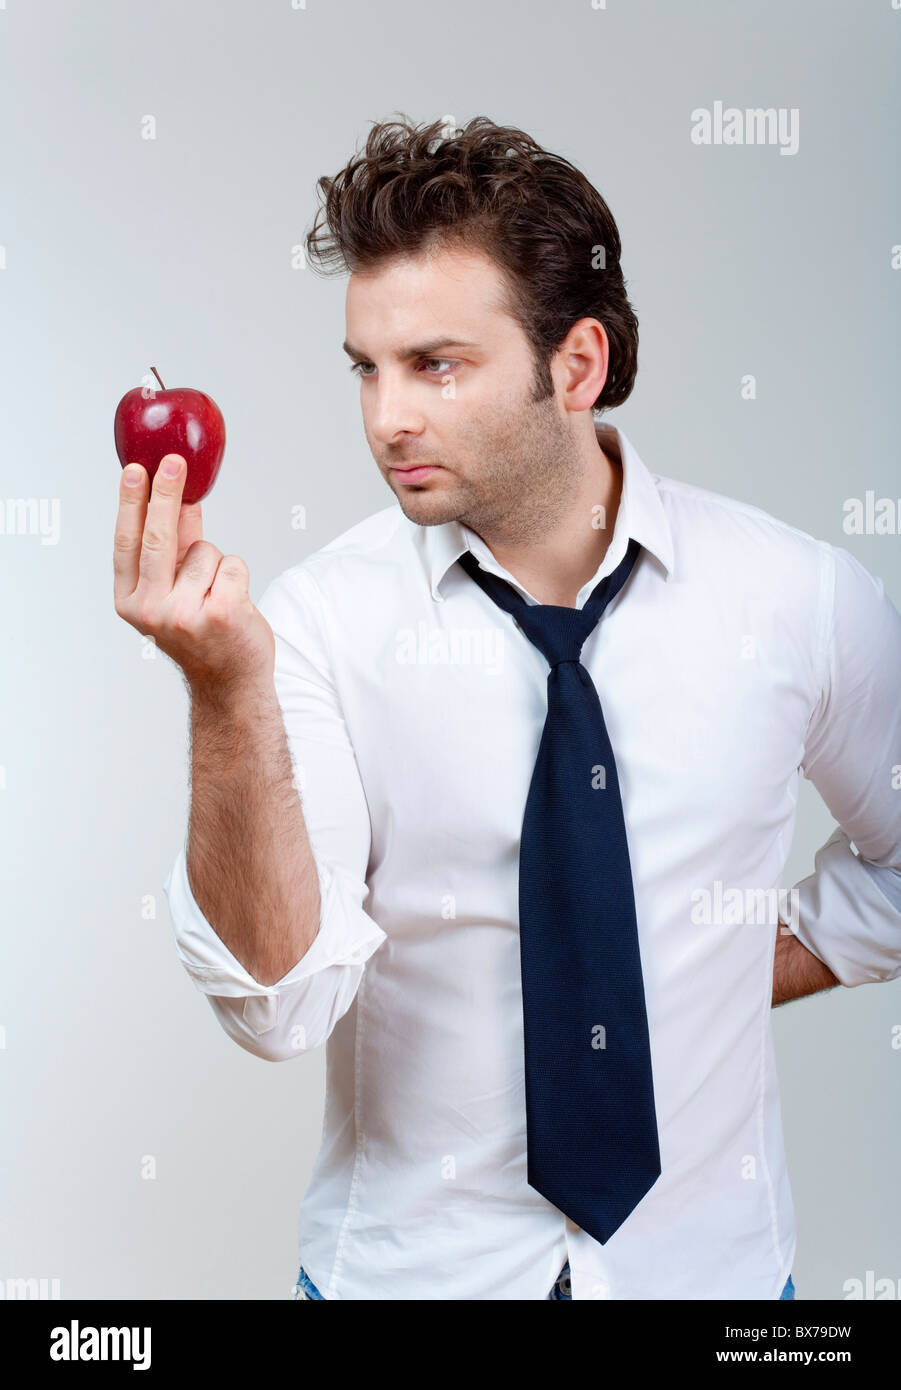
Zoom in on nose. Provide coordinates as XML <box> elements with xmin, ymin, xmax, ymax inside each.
<box><xmin>365</xmin><ymin>371</ymin><xmax>426</xmax><ymax>446</ymax></box>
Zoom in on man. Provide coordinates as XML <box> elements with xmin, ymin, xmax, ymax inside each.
<box><xmin>113</xmin><ymin>115</ymin><xmax>901</xmax><ymax>1300</ymax></box>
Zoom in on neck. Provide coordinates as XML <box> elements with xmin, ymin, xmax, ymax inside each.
<box><xmin>484</xmin><ymin>422</ymin><xmax>623</xmax><ymax>607</ymax></box>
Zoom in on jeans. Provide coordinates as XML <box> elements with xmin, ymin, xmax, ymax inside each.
<box><xmin>292</xmin><ymin>1260</ymin><xmax>796</xmax><ymax>1300</ymax></box>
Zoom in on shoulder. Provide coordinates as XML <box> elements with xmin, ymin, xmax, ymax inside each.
<box><xmin>654</xmin><ymin>470</ymin><xmax>826</xmax><ymax>566</ymax></box>
<box><xmin>650</xmin><ymin>471</ymin><xmax>840</xmax><ymax>678</ymax></box>
<box><xmin>653</xmin><ymin>468</ymin><xmax>893</xmax><ymax>613</ymax></box>
<box><xmin>263</xmin><ymin>502</ymin><xmax>410</xmax><ymax>603</ymax></box>
<box><xmin>651</xmin><ymin>469</ymin><xmax>837</xmax><ymax>610</ymax></box>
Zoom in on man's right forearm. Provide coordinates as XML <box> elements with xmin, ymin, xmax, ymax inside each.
<box><xmin>185</xmin><ymin>680</ymin><xmax>321</xmax><ymax>987</ymax></box>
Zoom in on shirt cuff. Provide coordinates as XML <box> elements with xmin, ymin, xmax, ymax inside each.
<box><xmin>162</xmin><ymin>843</ymin><xmax>387</xmax><ymax>1033</ymax></box>
<box><xmin>790</xmin><ymin>827</ymin><xmax>901</xmax><ymax>987</ymax></box>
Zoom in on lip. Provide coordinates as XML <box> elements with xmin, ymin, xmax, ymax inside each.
<box><xmin>390</xmin><ymin>465</ymin><xmax>441</xmax><ymax>482</ymax></box>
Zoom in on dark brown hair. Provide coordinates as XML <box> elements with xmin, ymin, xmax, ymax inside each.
<box><xmin>304</xmin><ymin>113</ymin><xmax>639</xmax><ymax>412</ymax></box>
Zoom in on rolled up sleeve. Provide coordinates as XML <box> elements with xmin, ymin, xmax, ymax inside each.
<box><xmin>163</xmin><ymin>562</ymin><xmax>387</xmax><ymax>1059</ymax></box>
<box><xmin>790</xmin><ymin>542</ymin><xmax>901</xmax><ymax>987</ymax></box>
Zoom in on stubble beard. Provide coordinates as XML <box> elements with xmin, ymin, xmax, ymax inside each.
<box><xmin>383</xmin><ymin>384</ymin><xmax>586</xmax><ymax>547</ymax></box>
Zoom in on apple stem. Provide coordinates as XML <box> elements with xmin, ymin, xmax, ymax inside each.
<box><xmin>150</xmin><ymin>366</ymin><xmax>166</xmax><ymax>391</ymax></box>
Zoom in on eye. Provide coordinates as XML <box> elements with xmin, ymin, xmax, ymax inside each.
<box><xmin>348</xmin><ymin>357</ymin><xmax>458</xmax><ymax>379</ymax></box>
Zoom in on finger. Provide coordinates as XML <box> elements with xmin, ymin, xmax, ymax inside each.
<box><xmin>137</xmin><ymin>454</ymin><xmax>186</xmax><ymax>596</ymax></box>
<box><xmin>206</xmin><ymin>553</ymin><xmax>251</xmax><ymax>606</ymax></box>
<box><xmin>171</xmin><ymin>539</ymin><xmax>222</xmax><ymax>604</ymax></box>
<box><xmin>113</xmin><ymin>464</ymin><xmax>150</xmax><ymax>606</ymax></box>
<box><xmin>175</xmin><ymin>501</ymin><xmax>204</xmax><ymax>574</ymax></box>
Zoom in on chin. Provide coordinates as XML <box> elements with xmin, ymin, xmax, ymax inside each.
<box><xmin>394</xmin><ymin>492</ymin><xmax>462</xmax><ymax>527</ymax></box>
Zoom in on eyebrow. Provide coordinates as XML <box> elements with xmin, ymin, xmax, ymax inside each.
<box><xmin>342</xmin><ymin>338</ymin><xmax>481</xmax><ymax>361</ymax></box>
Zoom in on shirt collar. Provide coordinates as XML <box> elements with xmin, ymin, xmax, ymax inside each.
<box><xmin>416</xmin><ymin>419</ymin><xmax>675</xmax><ymax>603</ymax></box>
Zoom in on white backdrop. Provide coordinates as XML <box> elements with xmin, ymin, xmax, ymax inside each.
<box><xmin>1</xmin><ymin>0</ymin><xmax>898</xmax><ymax>1299</ymax></box>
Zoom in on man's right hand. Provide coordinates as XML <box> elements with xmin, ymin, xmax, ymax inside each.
<box><xmin>113</xmin><ymin>453</ymin><xmax>275</xmax><ymax>695</ymax></box>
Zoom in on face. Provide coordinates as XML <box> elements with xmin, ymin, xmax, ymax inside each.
<box><xmin>343</xmin><ymin>243</ymin><xmax>588</xmax><ymax>545</ymax></box>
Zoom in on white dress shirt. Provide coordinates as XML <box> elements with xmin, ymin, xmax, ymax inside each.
<box><xmin>164</xmin><ymin>421</ymin><xmax>901</xmax><ymax>1300</ymax></box>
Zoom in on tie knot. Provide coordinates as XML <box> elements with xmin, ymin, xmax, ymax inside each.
<box><xmin>514</xmin><ymin>603</ymin><xmax>598</xmax><ymax>668</ymax></box>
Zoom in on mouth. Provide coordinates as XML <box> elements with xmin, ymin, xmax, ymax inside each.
<box><xmin>389</xmin><ymin>464</ymin><xmax>442</xmax><ymax>483</ymax></box>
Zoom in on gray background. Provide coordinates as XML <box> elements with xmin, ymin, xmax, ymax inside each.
<box><xmin>1</xmin><ymin>0</ymin><xmax>898</xmax><ymax>1300</ymax></box>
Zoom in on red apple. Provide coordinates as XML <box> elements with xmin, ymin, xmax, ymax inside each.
<box><xmin>114</xmin><ymin>368</ymin><xmax>226</xmax><ymax>504</ymax></box>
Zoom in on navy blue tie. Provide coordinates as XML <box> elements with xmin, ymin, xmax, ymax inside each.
<box><xmin>457</xmin><ymin>536</ymin><xmax>661</xmax><ymax>1244</ymax></box>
